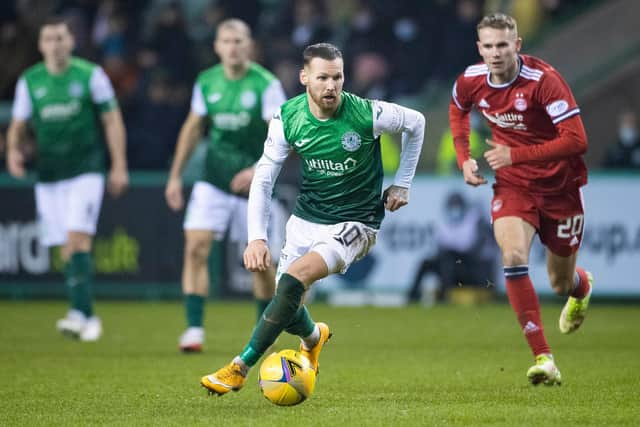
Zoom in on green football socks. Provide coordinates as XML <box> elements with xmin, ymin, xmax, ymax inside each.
<box><xmin>185</xmin><ymin>294</ymin><xmax>205</xmax><ymax>327</ymax></box>
<box><xmin>65</xmin><ymin>252</ymin><xmax>94</xmax><ymax>317</ymax></box>
<box><xmin>240</xmin><ymin>273</ymin><xmax>311</xmax><ymax>366</ymax></box>
<box><xmin>285</xmin><ymin>305</ymin><xmax>315</xmax><ymax>338</ymax></box>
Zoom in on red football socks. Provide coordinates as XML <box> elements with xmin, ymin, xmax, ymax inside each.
<box><xmin>504</xmin><ymin>266</ymin><xmax>551</xmax><ymax>357</ymax></box>
<box><xmin>571</xmin><ymin>267</ymin><xmax>591</xmax><ymax>299</ymax></box>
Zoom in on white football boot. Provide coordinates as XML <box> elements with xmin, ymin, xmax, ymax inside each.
<box><xmin>56</xmin><ymin>309</ymin><xmax>87</xmax><ymax>339</ymax></box>
<box><xmin>80</xmin><ymin>316</ymin><xmax>103</xmax><ymax>342</ymax></box>
<box><xmin>179</xmin><ymin>327</ymin><xmax>204</xmax><ymax>353</ymax></box>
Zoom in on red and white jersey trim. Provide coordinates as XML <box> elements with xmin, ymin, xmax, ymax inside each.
<box><xmin>451</xmin><ymin>82</ymin><xmax>468</xmax><ymax>111</ymax></box>
<box><xmin>551</xmin><ymin>107</ymin><xmax>580</xmax><ymax>124</ymax></box>
<box><xmin>464</xmin><ymin>64</ymin><xmax>489</xmax><ymax>77</ymax></box>
<box><xmin>520</xmin><ymin>64</ymin><xmax>543</xmax><ymax>81</ymax></box>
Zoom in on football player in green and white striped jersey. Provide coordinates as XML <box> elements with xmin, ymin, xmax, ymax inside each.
<box><xmin>164</xmin><ymin>19</ymin><xmax>287</xmax><ymax>353</ymax></box>
<box><xmin>6</xmin><ymin>17</ymin><xmax>128</xmax><ymax>342</ymax></box>
<box><xmin>201</xmin><ymin>43</ymin><xmax>425</xmax><ymax>396</ymax></box>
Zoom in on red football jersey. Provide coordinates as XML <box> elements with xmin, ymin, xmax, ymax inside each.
<box><xmin>450</xmin><ymin>55</ymin><xmax>587</xmax><ymax>194</ymax></box>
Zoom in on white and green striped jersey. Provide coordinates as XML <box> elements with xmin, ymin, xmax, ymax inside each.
<box><xmin>190</xmin><ymin>62</ymin><xmax>286</xmax><ymax>193</ymax></box>
<box><xmin>248</xmin><ymin>91</ymin><xmax>425</xmax><ymax>241</ymax></box>
<box><xmin>12</xmin><ymin>57</ymin><xmax>118</xmax><ymax>182</ymax></box>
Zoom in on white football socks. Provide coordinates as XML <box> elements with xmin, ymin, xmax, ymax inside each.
<box><xmin>232</xmin><ymin>356</ymin><xmax>249</xmax><ymax>376</ymax></box>
<box><xmin>301</xmin><ymin>324</ymin><xmax>320</xmax><ymax>350</ymax></box>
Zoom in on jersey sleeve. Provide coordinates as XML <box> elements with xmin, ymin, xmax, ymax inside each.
<box><xmin>510</xmin><ymin>70</ymin><xmax>587</xmax><ymax>164</ymax></box>
<box><xmin>538</xmin><ymin>70</ymin><xmax>580</xmax><ymax>125</ymax></box>
<box><xmin>89</xmin><ymin>66</ymin><xmax>118</xmax><ymax>112</ymax></box>
<box><xmin>449</xmin><ymin>75</ymin><xmax>473</xmax><ymax>168</ymax></box>
<box><xmin>451</xmin><ymin>76</ymin><xmax>473</xmax><ymax>112</ymax></box>
<box><xmin>190</xmin><ymin>82</ymin><xmax>207</xmax><ymax>116</ymax></box>
<box><xmin>261</xmin><ymin>79</ymin><xmax>287</xmax><ymax>121</ymax></box>
<box><xmin>247</xmin><ymin>110</ymin><xmax>291</xmax><ymax>242</ymax></box>
<box><xmin>372</xmin><ymin>100</ymin><xmax>425</xmax><ymax>188</ymax></box>
<box><xmin>11</xmin><ymin>77</ymin><xmax>32</xmax><ymax>121</ymax></box>
<box><xmin>262</xmin><ymin>111</ymin><xmax>291</xmax><ymax>163</ymax></box>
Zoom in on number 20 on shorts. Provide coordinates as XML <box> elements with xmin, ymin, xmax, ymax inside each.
<box><xmin>556</xmin><ymin>214</ymin><xmax>584</xmax><ymax>239</ymax></box>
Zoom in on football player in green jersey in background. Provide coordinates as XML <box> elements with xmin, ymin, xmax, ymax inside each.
<box><xmin>164</xmin><ymin>19</ymin><xmax>287</xmax><ymax>353</ymax></box>
<box><xmin>6</xmin><ymin>17</ymin><xmax>128</xmax><ymax>342</ymax></box>
<box><xmin>201</xmin><ymin>43</ymin><xmax>425</xmax><ymax>396</ymax></box>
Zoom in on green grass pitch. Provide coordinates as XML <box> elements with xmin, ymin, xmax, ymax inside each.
<box><xmin>1</xmin><ymin>300</ymin><xmax>639</xmax><ymax>426</ymax></box>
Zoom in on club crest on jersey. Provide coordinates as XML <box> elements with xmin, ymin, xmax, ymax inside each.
<box><xmin>341</xmin><ymin>131</ymin><xmax>361</xmax><ymax>152</ymax></box>
<box><xmin>240</xmin><ymin>90</ymin><xmax>257</xmax><ymax>108</ymax></box>
<box><xmin>514</xmin><ymin>93</ymin><xmax>527</xmax><ymax>112</ymax></box>
<box><xmin>68</xmin><ymin>82</ymin><xmax>84</xmax><ymax>97</ymax></box>
<box><xmin>492</xmin><ymin>199</ymin><xmax>503</xmax><ymax>212</ymax></box>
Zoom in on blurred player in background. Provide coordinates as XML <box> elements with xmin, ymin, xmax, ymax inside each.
<box><xmin>164</xmin><ymin>19</ymin><xmax>287</xmax><ymax>353</ymax></box>
<box><xmin>449</xmin><ymin>13</ymin><xmax>593</xmax><ymax>385</ymax></box>
<box><xmin>6</xmin><ymin>17</ymin><xmax>128</xmax><ymax>341</ymax></box>
<box><xmin>200</xmin><ymin>43</ymin><xmax>425</xmax><ymax>396</ymax></box>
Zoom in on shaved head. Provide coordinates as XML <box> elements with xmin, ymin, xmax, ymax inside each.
<box><xmin>216</xmin><ymin>18</ymin><xmax>251</xmax><ymax>39</ymax></box>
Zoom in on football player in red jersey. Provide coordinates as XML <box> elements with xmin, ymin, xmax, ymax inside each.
<box><xmin>449</xmin><ymin>13</ymin><xmax>593</xmax><ymax>386</ymax></box>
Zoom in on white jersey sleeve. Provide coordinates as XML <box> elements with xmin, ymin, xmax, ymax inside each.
<box><xmin>11</xmin><ymin>78</ymin><xmax>32</xmax><ymax>120</ymax></box>
<box><xmin>372</xmin><ymin>100</ymin><xmax>425</xmax><ymax>189</ymax></box>
<box><xmin>261</xmin><ymin>80</ymin><xmax>287</xmax><ymax>121</ymax></box>
<box><xmin>247</xmin><ymin>111</ymin><xmax>291</xmax><ymax>242</ymax></box>
<box><xmin>89</xmin><ymin>66</ymin><xmax>116</xmax><ymax>104</ymax></box>
<box><xmin>190</xmin><ymin>83</ymin><xmax>207</xmax><ymax>116</ymax></box>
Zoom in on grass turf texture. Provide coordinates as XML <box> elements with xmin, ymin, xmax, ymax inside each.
<box><xmin>0</xmin><ymin>301</ymin><xmax>639</xmax><ymax>426</ymax></box>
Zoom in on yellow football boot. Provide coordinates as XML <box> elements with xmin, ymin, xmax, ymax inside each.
<box><xmin>559</xmin><ymin>271</ymin><xmax>593</xmax><ymax>334</ymax></box>
<box><xmin>527</xmin><ymin>354</ymin><xmax>562</xmax><ymax>386</ymax></box>
<box><xmin>201</xmin><ymin>362</ymin><xmax>246</xmax><ymax>396</ymax></box>
<box><xmin>300</xmin><ymin>322</ymin><xmax>332</xmax><ymax>374</ymax></box>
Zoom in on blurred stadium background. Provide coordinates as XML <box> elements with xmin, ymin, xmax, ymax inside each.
<box><xmin>2</xmin><ymin>2</ymin><xmax>640</xmax><ymax>426</ymax></box>
<box><xmin>0</xmin><ymin>0</ymin><xmax>639</xmax><ymax>303</ymax></box>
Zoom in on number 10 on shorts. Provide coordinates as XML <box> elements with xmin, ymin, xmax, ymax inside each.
<box><xmin>557</xmin><ymin>214</ymin><xmax>584</xmax><ymax>239</ymax></box>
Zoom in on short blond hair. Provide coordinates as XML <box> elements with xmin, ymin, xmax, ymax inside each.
<box><xmin>477</xmin><ymin>13</ymin><xmax>518</xmax><ymax>36</ymax></box>
<box><xmin>216</xmin><ymin>18</ymin><xmax>252</xmax><ymax>39</ymax></box>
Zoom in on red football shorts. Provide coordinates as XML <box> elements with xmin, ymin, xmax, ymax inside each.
<box><xmin>490</xmin><ymin>185</ymin><xmax>585</xmax><ymax>257</ymax></box>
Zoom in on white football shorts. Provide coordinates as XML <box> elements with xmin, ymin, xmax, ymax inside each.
<box><xmin>184</xmin><ymin>181</ymin><xmax>285</xmax><ymax>253</ymax></box>
<box><xmin>276</xmin><ymin>215</ymin><xmax>377</xmax><ymax>282</ymax></box>
<box><xmin>34</xmin><ymin>173</ymin><xmax>105</xmax><ymax>247</ymax></box>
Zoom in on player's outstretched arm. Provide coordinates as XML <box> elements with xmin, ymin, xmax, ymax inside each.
<box><xmin>373</xmin><ymin>100</ymin><xmax>425</xmax><ymax>211</ymax></box>
<box><xmin>6</xmin><ymin>119</ymin><xmax>28</xmax><ymax>178</ymax></box>
<box><xmin>165</xmin><ymin>112</ymin><xmax>205</xmax><ymax>211</ymax></box>
<box><xmin>246</xmin><ymin>111</ymin><xmax>289</xmax><ymax>266</ymax></box>
<box><xmin>448</xmin><ymin>88</ymin><xmax>478</xmax><ymax>179</ymax></box>
<box><xmin>102</xmin><ymin>109</ymin><xmax>129</xmax><ymax>197</ymax></box>
<box><xmin>7</xmin><ymin>78</ymin><xmax>32</xmax><ymax>179</ymax></box>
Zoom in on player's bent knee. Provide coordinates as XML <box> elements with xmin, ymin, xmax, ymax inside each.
<box><xmin>65</xmin><ymin>232</ymin><xmax>92</xmax><ymax>254</ymax></box>
<box><xmin>501</xmin><ymin>247</ymin><xmax>528</xmax><ymax>267</ymax></box>
<box><xmin>309</xmin><ymin>245</ymin><xmax>341</xmax><ymax>276</ymax></box>
<box><xmin>185</xmin><ymin>239</ymin><xmax>211</xmax><ymax>263</ymax></box>
<box><xmin>286</xmin><ymin>252</ymin><xmax>330</xmax><ymax>287</ymax></box>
